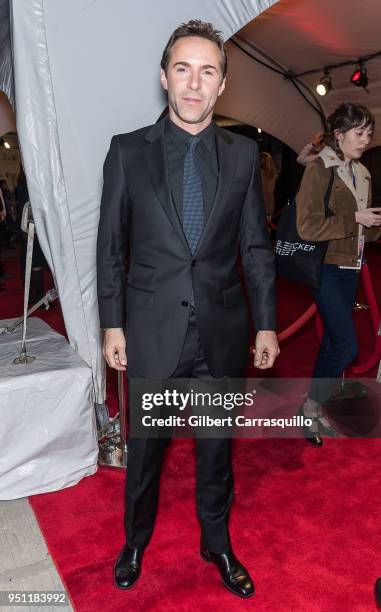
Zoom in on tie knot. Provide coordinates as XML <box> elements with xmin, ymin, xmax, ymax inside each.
<box><xmin>187</xmin><ymin>136</ymin><xmax>199</xmax><ymax>153</ymax></box>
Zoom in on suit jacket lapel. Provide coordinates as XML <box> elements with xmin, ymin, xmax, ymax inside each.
<box><xmin>194</xmin><ymin>127</ymin><xmax>237</xmax><ymax>257</ymax></box>
<box><xmin>143</xmin><ymin>120</ymin><xmax>190</xmax><ymax>253</ymax></box>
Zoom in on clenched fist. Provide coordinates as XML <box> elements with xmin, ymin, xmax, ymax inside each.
<box><xmin>253</xmin><ymin>330</ymin><xmax>279</xmax><ymax>369</ymax></box>
<box><xmin>102</xmin><ymin>328</ymin><xmax>127</xmax><ymax>371</ymax></box>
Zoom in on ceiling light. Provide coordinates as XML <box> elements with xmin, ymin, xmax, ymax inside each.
<box><xmin>4</xmin><ymin>141</ymin><xmax>10</xmax><ymax>149</ymax></box>
<box><xmin>350</xmin><ymin>63</ymin><xmax>368</xmax><ymax>90</ymax></box>
<box><xmin>316</xmin><ymin>70</ymin><xmax>332</xmax><ymax>96</ymax></box>
<box><xmin>257</xmin><ymin>128</ymin><xmax>262</xmax><ymax>133</ymax></box>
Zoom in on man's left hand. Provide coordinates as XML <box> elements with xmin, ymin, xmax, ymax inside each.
<box><xmin>253</xmin><ymin>330</ymin><xmax>279</xmax><ymax>369</ymax></box>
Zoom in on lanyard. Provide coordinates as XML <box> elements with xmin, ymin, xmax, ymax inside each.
<box><xmin>350</xmin><ymin>161</ymin><xmax>356</xmax><ymax>189</ymax></box>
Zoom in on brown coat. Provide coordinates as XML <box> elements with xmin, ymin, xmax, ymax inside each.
<box><xmin>296</xmin><ymin>146</ymin><xmax>381</xmax><ymax>268</ymax></box>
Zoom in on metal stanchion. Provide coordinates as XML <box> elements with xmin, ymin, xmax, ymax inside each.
<box><xmin>13</xmin><ymin>221</ymin><xmax>36</xmax><ymax>365</ymax></box>
<box><xmin>0</xmin><ymin>289</ymin><xmax>58</xmax><ymax>336</ymax></box>
<box><xmin>98</xmin><ymin>371</ymin><xmax>128</xmax><ymax>469</ymax></box>
<box><xmin>118</xmin><ymin>370</ymin><xmax>128</xmax><ymax>464</ymax></box>
<box><xmin>333</xmin><ymin>371</ymin><xmax>368</xmax><ymax>400</ymax></box>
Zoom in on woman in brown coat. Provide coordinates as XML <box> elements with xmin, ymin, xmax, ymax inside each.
<box><xmin>296</xmin><ymin>103</ymin><xmax>381</xmax><ymax>446</ymax></box>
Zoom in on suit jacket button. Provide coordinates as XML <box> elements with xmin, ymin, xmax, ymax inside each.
<box><xmin>181</xmin><ymin>300</ymin><xmax>189</xmax><ymax>307</ymax></box>
<box><xmin>191</xmin><ymin>259</ymin><xmax>196</xmax><ymax>267</ymax></box>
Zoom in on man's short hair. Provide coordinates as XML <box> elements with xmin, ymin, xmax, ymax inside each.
<box><xmin>161</xmin><ymin>19</ymin><xmax>227</xmax><ymax>78</ymax></box>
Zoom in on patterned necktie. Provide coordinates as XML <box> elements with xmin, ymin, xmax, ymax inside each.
<box><xmin>182</xmin><ymin>137</ymin><xmax>204</xmax><ymax>255</ymax></box>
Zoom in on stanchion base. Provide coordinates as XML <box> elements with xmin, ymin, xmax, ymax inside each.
<box><xmin>97</xmin><ymin>414</ymin><xmax>119</xmax><ymax>441</ymax></box>
<box><xmin>13</xmin><ymin>354</ymin><xmax>36</xmax><ymax>364</ymax></box>
<box><xmin>329</xmin><ymin>381</ymin><xmax>368</xmax><ymax>401</ymax></box>
<box><xmin>98</xmin><ymin>434</ymin><xmax>127</xmax><ymax>469</ymax></box>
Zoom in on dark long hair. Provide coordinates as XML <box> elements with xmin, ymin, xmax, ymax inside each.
<box><xmin>317</xmin><ymin>103</ymin><xmax>375</xmax><ymax>159</ymax></box>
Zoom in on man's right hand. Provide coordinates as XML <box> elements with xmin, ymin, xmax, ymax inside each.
<box><xmin>102</xmin><ymin>328</ymin><xmax>127</xmax><ymax>371</ymax></box>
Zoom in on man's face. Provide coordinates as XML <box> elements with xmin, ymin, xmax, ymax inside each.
<box><xmin>160</xmin><ymin>36</ymin><xmax>226</xmax><ymax>131</ymax></box>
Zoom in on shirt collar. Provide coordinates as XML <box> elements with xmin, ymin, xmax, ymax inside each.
<box><xmin>165</xmin><ymin>116</ymin><xmax>215</xmax><ymax>152</ymax></box>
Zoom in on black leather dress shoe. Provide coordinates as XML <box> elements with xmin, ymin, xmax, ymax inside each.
<box><xmin>317</xmin><ymin>415</ymin><xmax>340</xmax><ymax>438</ymax></box>
<box><xmin>298</xmin><ymin>405</ymin><xmax>322</xmax><ymax>447</ymax></box>
<box><xmin>114</xmin><ymin>545</ymin><xmax>143</xmax><ymax>590</ymax></box>
<box><xmin>200</xmin><ymin>545</ymin><xmax>255</xmax><ymax>598</ymax></box>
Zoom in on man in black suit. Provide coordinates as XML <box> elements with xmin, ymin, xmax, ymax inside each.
<box><xmin>97</xmin><ymin>19</ymin><xmax>279</xmax><ymax>598</ymax></box>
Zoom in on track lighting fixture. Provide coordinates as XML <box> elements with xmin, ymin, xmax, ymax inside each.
<box><xmin>350</xmin><ymin>63</ymin><xmax>369</xmax><ymax>91</ymax></box>
<box><xmin>316</xmin><ymin>69</ymin><xmax>332</xmax><ymax>96</ymax></box>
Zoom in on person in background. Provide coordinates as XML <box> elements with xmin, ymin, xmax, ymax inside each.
<box><xmin>0</xmin><ymin>184</ymin><xmax>6</xmax><ymax>289</ymax></box>
<box><xmin>296</xmin><ymin>103</ymin><xmax>381</xmax><ymax>446</ymax></box>
<box><xmin>296</xmin><ymin>133</ymin><xmax>323</xmax><ymax>167</ymax></box>
<box><xmin>260</xmin><ymin>151</ymin><xmax>278</xmax><ymax>220</ymax></box>
<box><xmin>0</xmin><ymin>179</ymin><xmax>15</xmax><ymax>250</ymax></box>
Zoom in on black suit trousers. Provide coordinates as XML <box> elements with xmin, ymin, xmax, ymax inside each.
<box><xmin>125</xmin><ymin>307</ymin><xmax>244</xmax><ymax>553</ymax></box>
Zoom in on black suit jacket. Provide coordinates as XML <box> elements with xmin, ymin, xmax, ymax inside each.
<box><xmin>96</xmin><ymin>118</ymin><xmax>276</xmax><ymax>378</ymax></box>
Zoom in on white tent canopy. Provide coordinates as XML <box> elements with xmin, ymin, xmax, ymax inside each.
<box><xmin>5</xmin><ymin>0</ymin><xmax>381</xmax><ymax>403</ymax></box>
<box><xmin>217</xmin><ymin>0</ymin><xmax>381</xmax><ymax>152</ymax></box>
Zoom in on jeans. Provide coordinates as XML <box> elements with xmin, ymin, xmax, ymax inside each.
<box><xmin>309</xmin><ymin>263</ymin><xmax>359</xmax><ymax>404</ymax></box>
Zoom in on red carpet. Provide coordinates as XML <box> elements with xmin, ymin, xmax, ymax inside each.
<box><xmin>29</xmin><ymin>439</ymin><xmax>381</xmax><ymax>611</ymax></box>
<box><xmin>1</xmin><ymin>244</ymin><xmax>381</xmax><ymax>610</ymax></box>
